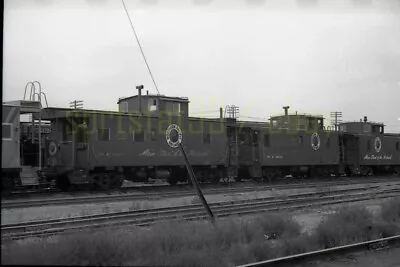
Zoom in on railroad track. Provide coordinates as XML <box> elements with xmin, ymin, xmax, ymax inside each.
<box><xmin>237</xmin><ymin>235</ymin><xmax>400</xmax><ymax>267</ymax></box>
<box><xmin>2</xmin><ymin>187</ymin><xmax>399</xmax><ymax>240</ymax></box>
<box><xmin>6</xmin><ymin>176</ymin><xmax>397</xmax><ymax>200</ymax></box>
<box><xmin>2</xmin><ymin>178</ymin><xmax>399</xmax><ymax>209</ymax></box>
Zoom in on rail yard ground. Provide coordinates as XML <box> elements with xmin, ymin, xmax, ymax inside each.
<box><xmin>2</xmin><ymin>178</ymin><xmax>399</xmax><ymax>224</ymax></box>
<box><xmin>1</xmin><ymin>178</ymin><xmax>399</xmax><ymax>266</ymax></box>
<box><xmin>289</xmin><ymin>247</ymin><xmax>400</xmax><ymax>267</ymax></box>
<box><xmin>2</xmin><ymin>196</ymin><xmax>400</xmax><ymax>266</ymax></box>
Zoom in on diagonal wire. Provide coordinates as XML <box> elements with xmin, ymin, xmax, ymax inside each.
<box><xmin>121</xmin><ymin>0</ymin><xmax>160</xmax><ymax>95</ymax></box>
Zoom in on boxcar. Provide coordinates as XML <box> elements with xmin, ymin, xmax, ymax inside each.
<box><xmin>2</xmin><ymin>104</ymin><xmax>21</xmax><ymax>190</ymax></box>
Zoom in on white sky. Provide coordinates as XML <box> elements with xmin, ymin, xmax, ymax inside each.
<box><xmin>3</xmin><ymin>0</ymin><xmax>400</xmax><ymax>132</ymax></box>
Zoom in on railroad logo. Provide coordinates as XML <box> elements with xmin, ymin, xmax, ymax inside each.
<box><xmin>311</xmin><ymin>133</ymin><xmax>321</xmax><ymax>151</ymax></box>
<box><xmin>374</xmin><ymin>137</ymin><xmax>382</xmax><ymax>153</ymax></box>
<box><xmin>166</xmin><ymin>124</ymin><xmax>183</xmax><ymax>148</ymax></box>
<box><xmin>48</xmin><ymin>141</ymin><xmax>58</xmax><ymax>156</ymax></box>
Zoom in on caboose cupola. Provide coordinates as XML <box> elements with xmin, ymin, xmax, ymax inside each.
<box><xmin>117</xmin><ymin>86</ymin><xmax>189</xmax><ymax>117</ymax></box>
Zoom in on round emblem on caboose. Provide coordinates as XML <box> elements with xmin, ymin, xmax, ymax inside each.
<box><xmin>48</xmin><ymin>141</ymin><xmax>58</xmax><ymax>156</ymax></box>
<box><xmin>311</xmin><ymin>133</ymin><xmax>321</xmax><ymax>151</ymax></box>
<box><xmin>374</xmin><ymin>137</ymin><xmax>382</xmax><ymax>153</ymax></box>
<box><xmin>166</xmin><ymin>124</ymin><xmax>183</xmax><ymax>148</ymax></box>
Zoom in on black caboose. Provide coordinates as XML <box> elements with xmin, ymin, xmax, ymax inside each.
<box><xmin>39</xmin><ymin>89</ymin><xmax>234</xmax><ymax>190</ymax></box>
<box><xmin>340</xmin><ymin>117</ymin><xmax>400</xmax><ymax>176</ymax></box>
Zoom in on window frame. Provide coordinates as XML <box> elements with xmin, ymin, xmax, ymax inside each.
<box><xmin>264</xmin><ymin>134</ymin><xmax>270</xmax><ymax>147</ymax></box>
<box><xmin>133</xmin><ymin>129</ymin><xmax>145</xmax><ymax>142</ymax></box>
<box><xmin>2</xmin><ymin>123</ymin><xmax>13</xmax><ymax>141</ymax></box>
<box><xmin>203</xmin><ymin>132</ymin><xmax>211</xmax><ymax>145</ymax></box>
<box><xmin>150</xmin><ymin>128</ymin><xmax>157</xmax><ymax>141</ymax></box>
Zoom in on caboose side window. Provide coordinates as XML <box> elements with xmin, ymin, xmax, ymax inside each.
<box><xmin>253</xmin><ymin>131</ymin><xmax>259</xmax><ymax>146</ymax></box>
<box><xmin>63</xmin><ymin>122</ymin><xmax>72</xmax><ymax>141</ymax></box>
<box><xmin>77</xmin><ymin>124</ymin><xmax>88</xmax><ymax>143</ymax></box>
<box><xmin>203</xmin><ymin>133</ymin><xmax>211</xmax><ymax>144</ymax></box>
<box><xmin>149</xmin><ymin>99</ymin><xmax>157</xmax><ymax>112</ymax></box>
<box><xmin>98</xmin><ymin>129</ymin><xmax>110</xmax><ymax>141</ymax></box>
<box><xmin>327</xmin><ymin>137</ymin><xmax>331</xmax><ymax>149</ymax></box>
<box><xmin>298</xmin><ymin>136</ymin><xmax>303</xmax><ymax>146</ymax></box>
<box><xmin>133</xmin><ymin>130</ymin><xmax>145</xmax><ymax>142</ymax></box>
<box><xmin>367</xmin><ymin>140</ymin><xmax>371</xmax><ymax>151</ymax></box>
<box><xmin>264</xmin><ymin>134</ymin><xmax>270</xmax><ymax>147</ymax></box>
<box><xmin>150</xmin><ymin>128</ymin><xmax>157</xmax><ymax>141</ymax></box>
<box><xmin>2</xmin><ymin>123</ymin><xmax>12</xmax><ymax>140</ymax></box>
<box><xmin>396</xmin><ymin>142</ymin><xmax>399</xmax><ymax>151</ymax></box>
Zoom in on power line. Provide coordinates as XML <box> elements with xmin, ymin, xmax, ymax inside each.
<box><xmin>121</xmin><ymin>0</ymin><xmax>160</xmax><ymax>95</ymax></box>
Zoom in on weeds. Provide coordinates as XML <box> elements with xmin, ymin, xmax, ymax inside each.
<box><xmin>380</xmin><ymin>197</ymin><xmax>400</xmax><ymax>223</ymax></box>
<box><xmin>3</xmin><ymin>198</ymin><xmax>400</xmax><ymax>266</ymax></box>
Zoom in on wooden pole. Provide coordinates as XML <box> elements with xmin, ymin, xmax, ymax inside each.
<box><xmin>179</xmin><ymin>143</ymin><xmax>215</xmax><ymax>223</ymax></box>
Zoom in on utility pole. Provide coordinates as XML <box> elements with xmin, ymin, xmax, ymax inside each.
<box><xmin>330</xmin><ymin>111</ymin><xmax>343</xmax><ymax>131</ymax></box>
<box><xmin>225</xmin><ymin>105</ymin><xmax>240</xmax><ymax>119</ymax></box>
<box><xmin>165</xmin><ymin>124</ymin><xmax>215</xmax><ymax>223</ymax></box>
<box><xmin>69</xmin><ymin>100</ymin><xmax>84</xmax><ymax>109</ymax></box>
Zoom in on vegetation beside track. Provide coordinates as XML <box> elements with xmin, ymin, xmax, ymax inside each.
<box><xmin>2</xmin><ymin>198</ymin><xmax>400</xmax><ymax>266</ymax></box>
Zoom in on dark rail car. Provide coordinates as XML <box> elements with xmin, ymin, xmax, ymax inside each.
<box><xmin>341</xmin><ymin>120</ymin><xmax>400</xmax><ymax>176</ymax></box>
<box><xmin>40</xmin><ymin>93</ymin><xmax>235</xmax><ymax>190</ymax></box>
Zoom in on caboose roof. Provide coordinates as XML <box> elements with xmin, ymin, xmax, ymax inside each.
<box><xmin>36</xmin><ymin>107</ymin><xmax>158</xmax><ymax>120</ymax></box>
<box><xmin>270</xmin><ymin>113</ymin><xmax>324</xmax><ymax>120</ymax></box>
<box><xmin>340</xmin><ymin>121</ymin><xmax>385</xmax><ymax>126</ymax></box>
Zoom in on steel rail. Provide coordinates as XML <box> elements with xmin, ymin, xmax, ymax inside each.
<box><xmin>7</xmin><ymin>176</ymin><xmax>397</xmax><ymax>200</ymax></box>
<box><xmin>236</xmin><ymin>235</ymin><xmax>400</xmax><ymax>267</ymax></box>
<box><xmin>3</xmin><ymin>178</ymin><xmax>398</xmax><ymax>209</ymax></box>
<box><xmin>2</xmin><ymin>188</ymin><xmax>399</xmax><ymax>240</ymax></box>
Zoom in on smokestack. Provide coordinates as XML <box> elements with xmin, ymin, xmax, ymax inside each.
<box><xmin>283</xmin><ymin>106</ymin><xmax>290</xmax><ymax>127</ymax></box>
<box><xmin>364</xmin><ymin>116</ymin><xmax>367</xmax><ymax>122</ymax></box>
<box><xmin>220</xmin><ymin>107</ymin><xmax>223</xmax><ymax>119</ymax></box>
<box><xmin>136</xmin><ymin>85</ymin><xmax>144</xmax><ymax>114</ymax></box>
<box><xmin>283</xmin><ymin>106</ymin><xmax>290</xmax><ymax>116</ymax></box>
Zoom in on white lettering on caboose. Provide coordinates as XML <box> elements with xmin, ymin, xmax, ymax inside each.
<box><xmin>139</xmin><ymin>149</ymin><xmax>209</xmax><ymax>157</ymax></box>
<box><xmin>363</xmin><ymin>154</ymin><xmax>393</xmax><ymax>160</ymax></box>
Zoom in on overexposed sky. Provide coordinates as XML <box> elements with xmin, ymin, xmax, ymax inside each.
<box><xmin>3</xmin><ymin>0</ymin><xmax>400</xmax><ymax>132</ymax></box>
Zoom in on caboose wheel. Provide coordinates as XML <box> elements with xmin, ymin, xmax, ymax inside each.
<box><xmin>96</xmin><ymin>173</ymin><xmax>112</xmax><ymax>190</ymax></box>
<box><xmin>167</xmin><ymin>177</ymin><xmax>178</xmax><ymax>185</ymax></box>
<box><xmin>110</xmin><ymin>174</ymin><xmax>124</xmax><ymax>189</ymax></box>
<box><xmin>1</xmin><ymin>175</ymin><xmax>15</xmax><ymax>195</ymax></box>
<box><xmin>56</xmin><ymin>175</ymin><xmax>70</xmax><ymax>191</ymax></box>
<box><xmin>262</xmin><ymin>168</ymin><xmax>276</xmax><ymax>182</ymax></box>
<box><xmin>360</xmin><ymin>167</ymin><xmax>371</xmax><ymax>177</ymax></box>
<box><xmin>393</xmin><ymin>167</ymin><xmax>400</xmax><ymax>177</ymax></box>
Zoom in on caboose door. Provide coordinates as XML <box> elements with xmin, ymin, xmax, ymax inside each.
<box><xmin>74</xmin><ymin>121</ymin><xmax>89</xmax><ymax>169</ymax></box>
<box><xmin>252</xmin><ymin>130</ymin><xmax>260</xmax><ymax>163</ymax></box>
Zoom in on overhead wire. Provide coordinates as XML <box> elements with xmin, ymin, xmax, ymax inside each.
<box><xmin>121</xmin><ymin>0</ymin><xmax>160</xmax><ymax>95</ymax></box>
